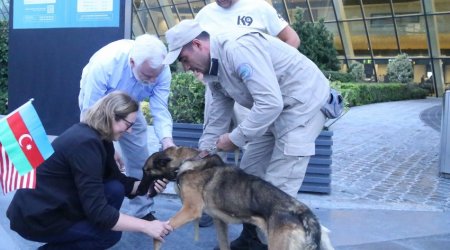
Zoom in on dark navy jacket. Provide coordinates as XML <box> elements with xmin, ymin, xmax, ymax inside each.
<box><xmin>7</xmin><ymin>123</ymin><xmax>138</xmax><ymax>238</ymax></box>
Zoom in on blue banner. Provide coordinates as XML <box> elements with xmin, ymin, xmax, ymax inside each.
<box><xmin>13</xmin><ymin>0</ymin><xmax>120</xmax><ymax>29</ymax></box>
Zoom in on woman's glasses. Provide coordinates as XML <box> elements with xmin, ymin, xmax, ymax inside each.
<box><xmin>121</xmin><ymin>117</ymin><xmax>135</xmax><ymax>130</ymax></box>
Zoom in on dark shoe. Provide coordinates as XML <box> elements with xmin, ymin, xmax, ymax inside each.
<box><xmin>213</xmin><ymin>224</ymin><xmax>267</xmax><ymax>250</ymax></box>
<box><xmin>199</xmin><ymin>212</ymin><xmax>214</xmax><ymax>227</ymax></box>
<box><xmin>141</xmin><ymin>211</ymin><xmax>157</xmax><ymax>221</ymax></box>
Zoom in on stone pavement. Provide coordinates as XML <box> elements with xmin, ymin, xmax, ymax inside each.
<box><xmin>300</xmin><ymin>97</ymin><xmax>450</xmax><ymax>212</ymax></box>
<box><xmin>2</xmin><ymin>97</ymin><xmax>450</xmax><ymax>250</ymax></box>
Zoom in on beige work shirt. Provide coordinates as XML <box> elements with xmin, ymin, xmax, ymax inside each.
<box><xmin>199</xmin><ymin>30</ymin><xmax>329</xmax><ymax>149</ymax></box>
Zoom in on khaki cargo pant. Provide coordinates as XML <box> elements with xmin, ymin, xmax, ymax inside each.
<box><xmin>240</xmin><ymin>110</ymin><xmax>326</xmax><ymax>197</ymax></box>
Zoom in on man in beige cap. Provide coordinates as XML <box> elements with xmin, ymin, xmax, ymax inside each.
<box><xmin>163</xmin><ymin>19</ymin><xmax>330</xmax><ymax>250</ymax></box>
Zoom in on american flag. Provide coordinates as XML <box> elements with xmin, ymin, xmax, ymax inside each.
<box><xmin>0</xmin><ymin>143</ymin><xmax>36</xmax><ymax>194</ymax></box>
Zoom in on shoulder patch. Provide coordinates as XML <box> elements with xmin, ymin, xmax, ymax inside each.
<box><xmin>237</xmin><ymin>63</ymin><xmax>253</xmax><ymax>81</ymax></box>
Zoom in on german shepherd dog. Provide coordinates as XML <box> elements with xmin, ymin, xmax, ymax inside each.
<box><xmin>137</xmin><ymin>147</ymin><xmax>334</xmax><ymax>250</ymax></box>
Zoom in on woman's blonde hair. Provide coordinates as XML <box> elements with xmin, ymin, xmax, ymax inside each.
<box><xmin>82</xmin><ymin>91</ymin><xmax>139</xmax><ymax>141</ymax></box>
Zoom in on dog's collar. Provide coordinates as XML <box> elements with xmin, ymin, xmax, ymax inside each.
<box><xmin>197</xmin><ymin>150</ymin><xmax>210</xmax><ymax>159</ymax></box>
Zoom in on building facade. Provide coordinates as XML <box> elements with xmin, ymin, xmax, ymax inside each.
<box><xmin>2</xmin><ymin>0</ymin><xmax>449</xmax><ymax>96</ymax></box>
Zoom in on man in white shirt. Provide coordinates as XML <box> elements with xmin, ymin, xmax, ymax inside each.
<box><xmin>195</xmin><ymin>0</ymin><xmax>300</xmax><ymax>48</ymax></box>
<box><xmin>195</xmin><ymin>0</ymin><xmax>300</xmax><ymax>126</ymax></box>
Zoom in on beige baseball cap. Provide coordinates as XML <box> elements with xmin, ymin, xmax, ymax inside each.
<box><xmin>162</xmin><ymin>19</ymin><xmax>205</xmax><ymax>65</ymax></box>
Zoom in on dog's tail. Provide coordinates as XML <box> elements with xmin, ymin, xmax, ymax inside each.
<box><xmin>319</xmin><ymin>225</ymin><xmax>334</xmax><ymax>250</ymax></box>
<box><xmin>298</xmin><ymin>208</ymin><xmax>322</xmax><ymax>250</ymax></box>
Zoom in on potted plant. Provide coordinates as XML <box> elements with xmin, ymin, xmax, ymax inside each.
<box><xmin>167</xmin><ymin>72</ymin><xmax>205</xmax><ymax>147</ymax></box>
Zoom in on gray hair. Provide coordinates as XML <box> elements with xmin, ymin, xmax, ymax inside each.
<box><xmin>130</xmin><ymin>34</ymin><xmax>167</xmax><ymax>69</ymax></box>
<box><xmin>82</xmin><ymin>91</ymin><xmax>139</xmax><ymax>141</ymax></box>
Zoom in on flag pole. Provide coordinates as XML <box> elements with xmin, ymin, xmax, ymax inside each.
<box><xmin>0</xmin><ymin>99</ymin><xmax>35</xmax><ymax>122</ymax></box>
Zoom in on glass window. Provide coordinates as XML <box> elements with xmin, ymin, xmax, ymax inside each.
<box><xmin>342</xmin><ymin>0</ymin><xmax>363</xmax><ymax>20</ymax></box>
<box><xmin>435</xmin><ymin>14</ymin><xmax>450</xmax><ymax>56</ymax></box>
<box><xmin>362</xmin><ymin>0</ymin><xmax>392</xmax><ymax>19</ymax></box>
<box><xmin>373</xmin><ymin>59</ymin><xmax>389</xmax><ymax>82</ymax></box>
<box><xmin>287</xmin><ymin>0</ymin><xmax>312</xmax><ymax>23</ymax></box>
<box><xmin>172</xmin><ymin>3</ymin><xmax>194</xmax><ymax>19</ymax></box>
<box><xmin>324</xmin><ymin>22</ymin><xmax>344</xmax><ymax>56</ymax></box>
<box><xmin>396</xmin><ymin>16</ymin><xmax>429</xmax><ymax>56</ymax></box>
<box><xmin>443</xmin><ymin>59</ymin><xmax>450</xmax><ymax>85</ymax></box>
<box><xmin>346</xmin><ymin>20</ymin><xmax>371</xmax><ymax>56</ymax></box>
<box><xmin>172</xmin><ymin>0</ymin><xmax>189</xmax><ymax>4</ymax></box>
<box><xmin>143</xmin><ymin>0</ymin><xmax>160</xmax><ymax>8</ymax></box>
<box><xmin>132</xmin><ymin>11</ymin><xmax>147</xmax><ymax>37</ymax></box>
<box><xmin>158</xmin><ymin>0</ymin><xmax>173</xmax><ymax>8</ymax></box>
<box><xmin>392</xmin><ymin>0</ymin><xmax>423</xmax><ymax>15</ymax></box>
<box><xmin>310</xmin><ymin>0</ymin><xmax>336</xmax><ymax>22</ymax></box>
<box><xmin>0</xmin><ymin>0</ymin><xmax>9</xmax><ymax>21</ymax></box>
<box><xmin>147</xmin><ymin>8</ymin><xmax>170</xmax><ymax>36</ymax></box>
<box><xmin>412</xmin><ymin>58</ymin><xmax>431</xmax><ymax>84</ymax></box>
<box><xmin>366</xmin><ymin>17</ymin><xmax>400</xmax><ymax>57</ymax></box>
<box><xmin>190</xmin><ymin>1</ymin><xmax>207</xmax><ymax>16</ymax></box>
<box><xmin>134</xmin><ymin>8</ymin><xmax>160</xmax><ymax>36</ymax></box>
<box><xmin>434</xmin><ymin>0</ymin><xmax>450</xmax><ymax>12</ymax></box>
<box><xmin>271</xmin><ymin>0</ymin><xmax>290</xmax><ymax>22</ymax></box>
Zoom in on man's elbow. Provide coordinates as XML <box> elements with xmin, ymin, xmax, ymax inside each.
<box><xmin>291</xmin><ymin>37</ymin><xmax>301</xmax><ymax>49</ymax></box>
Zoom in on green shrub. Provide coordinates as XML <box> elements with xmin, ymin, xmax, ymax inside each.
<box><xmin>348</xmin><ymin>61</ymin><xmax>365</xmax><ymax>81</ymax></box>
<box><xmin>0</xmin><ymin>20</ymin><xmax>8</xmax><ymax>115</ymax></box>
<box><xmin>142</xmin><ymin>71</ymin><xmax>205</xmax><ymax>124</ymax></box>
<box><xmin>322</xmin><ymin>70</ymin><xmax>355</xmax><ymax>82</ymax></box>
<box><xmin>386</xmin><ymin>53</ymin><xmax>413</xmax><ymax>83</ymax></box>
<box><xmin>141</xmin><ymin>74</ymin><xmax>428</xmax><ymax>124</ymax></box>
<box><xmin>169</xmin><ymin>72</ymin><xmax>205</xmax><ymax>123</ymax></box>
<box><xmin>292</xmin><ymin>8</ymin><xmax>340</xmax><ymax>71</ymax></box>
<box><xmin>141</xmin><ymin>101</ymin><xmax>152</xmax><ymax>124</ymax></box>
<box><xmin>335</xmin><ymin>82</ymin><xmax>428</xmax><ymax>106</ymax></box>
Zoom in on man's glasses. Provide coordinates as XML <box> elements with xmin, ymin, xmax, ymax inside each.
<box><xmin>121</xmin><ymin>117</ymin><xmax>135</xmax><ymax>130</ymax></box>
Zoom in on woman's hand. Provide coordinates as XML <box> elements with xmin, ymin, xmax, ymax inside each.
<box><xmin>112</xmin><ymin>213</ymin><xmax>173</xmax><ymax>242</ymax></box>
<box><xmin>148</xmin><ymin>178</ymin><xmax>169</xmax><ymax>197</ymax></box>
<box><xmin>153</xmin><ymin>179</ymin><xmax>168</xmax><ymax>194</ymax></box>
<box><xmin>144</xmin><ymin>220</ymin><xmax>173</xmax><ymax>242</ymax></box>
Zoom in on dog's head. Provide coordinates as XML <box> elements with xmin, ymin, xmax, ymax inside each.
<box><xmin>143</xmin><ymin>146</ymin><xmax>200</xmax><ymax>180</ymax></box>
<box><xmin>136</xmin><ymin>147</ymin><xmax>199</xmax><ymax>195</ymax></box>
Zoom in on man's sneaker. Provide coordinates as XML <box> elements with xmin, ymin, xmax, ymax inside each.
<box><xmin>199</xmin><ymin>212</ymin><xmax>214</xmax><ymax>227</ymax></box>
<box><xmin>141</xmin><ymin>211</ymin><xmax>157</xmax><ymax>221</ymax></box>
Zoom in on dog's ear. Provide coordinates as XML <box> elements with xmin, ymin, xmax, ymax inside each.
<box><xmin>154</xmin><ymin>156</ymin><xmax>172</xmax><ymax>168</ymax></box>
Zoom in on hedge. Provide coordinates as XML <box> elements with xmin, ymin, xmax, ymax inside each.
<box><xmin>142</xmin><ymin>72</ymin><xmax>428</xmax><ymax>124</ymax></box>
<box><xmin>332</xmin><ymin>82</ymin><xmax>428</xmax><ymax>107</ymax></box>
<box><xmin>0</xmin><ymin>21</ymin><xmax>8</xmax><ymax>115</ymax></box>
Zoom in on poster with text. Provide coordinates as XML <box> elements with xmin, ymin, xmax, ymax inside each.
<box><xmin>13</xmin><ymin>0</ymin><xmax>120</xmax><ymax>29</ymax></box>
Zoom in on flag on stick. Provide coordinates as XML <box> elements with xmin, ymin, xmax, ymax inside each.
<box><xmin>0</xmin><ymin>99</ymin><xmax>54</xmax><ymax>194</ymax></box>
<box><xmin>0</xmin><ymin>143</ymin><xmax>36</xmax><ymax>194</ymax></box>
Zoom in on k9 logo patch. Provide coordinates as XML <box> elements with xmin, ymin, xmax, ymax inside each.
<box><xmin>237</xmin><ymin>63</ymin><xmax>253</xmax><ymax>81</ymax></box>
<box><xmin>237</xmin><ymin>16</ymin><xmax>253</xmax><ymax>26</ymax></box>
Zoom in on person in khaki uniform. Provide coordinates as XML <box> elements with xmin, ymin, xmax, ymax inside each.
<box><xmin>194</xmin><ymin>0</ymin><xmax>301</xmax><ymax>230</ymax></box>
<box><xmin>163</xmin><ymin>19</ymin><xmax>330</xmax><ymax>250</ymax></box>
<box><xmin>195</xmin><ymin>0</ymin><xmax>300</xmax><ymax>129</ymax></box>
